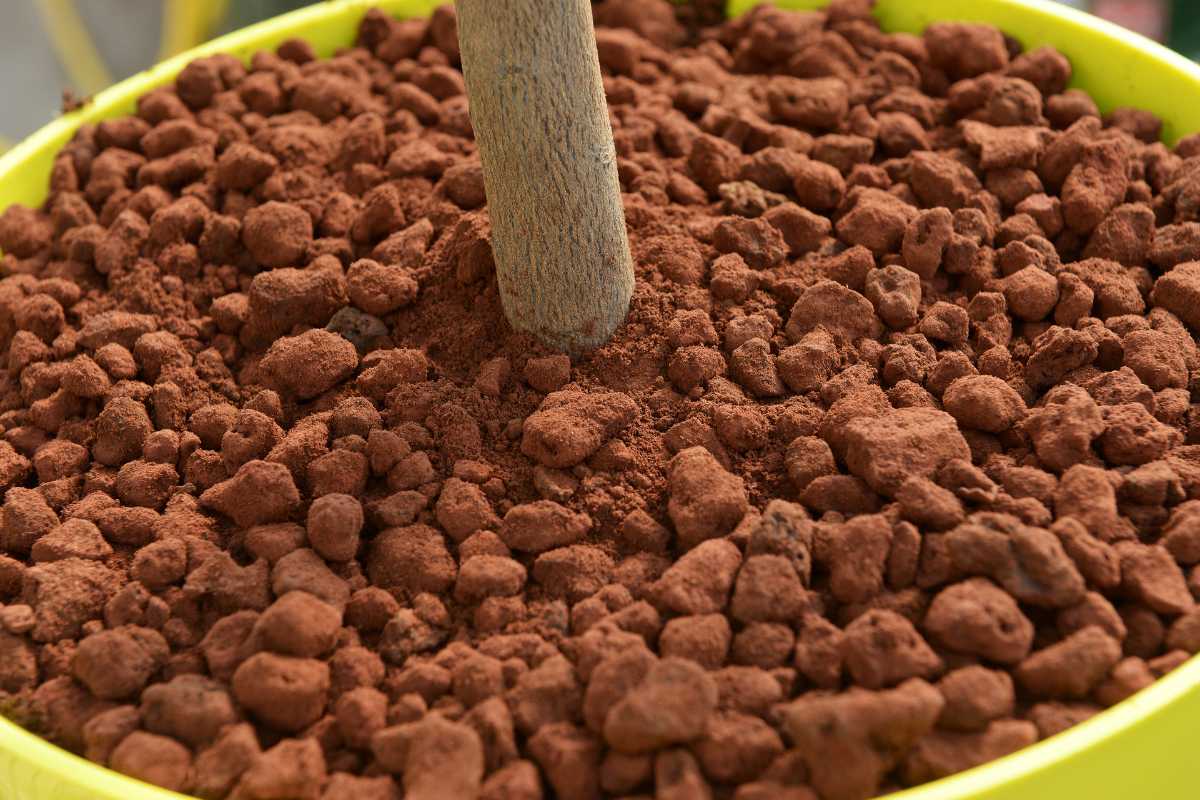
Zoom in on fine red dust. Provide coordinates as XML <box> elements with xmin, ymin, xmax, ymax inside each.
<box><xmin>0</xmin><ymin>1</ymin><xmax>1198</xmax><ymax>798</ymax></box>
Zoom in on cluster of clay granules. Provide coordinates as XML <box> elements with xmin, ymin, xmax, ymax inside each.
<box><xmin>1</xmin><ymin>1</ymin><xmax>1200</xmax><ymax>798</ymax></box>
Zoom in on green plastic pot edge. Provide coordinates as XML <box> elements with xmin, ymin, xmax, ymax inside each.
<box><xmin>0</xmin><ymin>0</ymin><xmax>1198</xmax><ymax>798</ymax></box>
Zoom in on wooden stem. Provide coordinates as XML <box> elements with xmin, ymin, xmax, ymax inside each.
<box><xmin>455</xmin><ymin>0</ymin><xmax>634</xmax><ymax>354</ymax></box>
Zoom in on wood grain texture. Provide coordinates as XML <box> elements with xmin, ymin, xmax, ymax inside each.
<box><xmin>455</xmin><ymin>0</ymin><xmax>634</xmax><ymax>354</ymax></box>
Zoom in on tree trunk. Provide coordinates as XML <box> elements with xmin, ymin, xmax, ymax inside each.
<box><xmin>456</xmin><ymin>0</ymin><xmax>634</xmax><ymax>354</ymax></box>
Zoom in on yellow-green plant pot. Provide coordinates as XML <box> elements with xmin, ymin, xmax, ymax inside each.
<box><xmin>1</xmin><ymin>1</ymin><xmax>1199</xmax><ymax>798</ymax></box>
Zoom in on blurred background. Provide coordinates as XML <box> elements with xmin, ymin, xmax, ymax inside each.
<box><xmin>1</xmin><ymin>0</ymin><xmax>1196</xmax><ymax>147</ymax></box>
